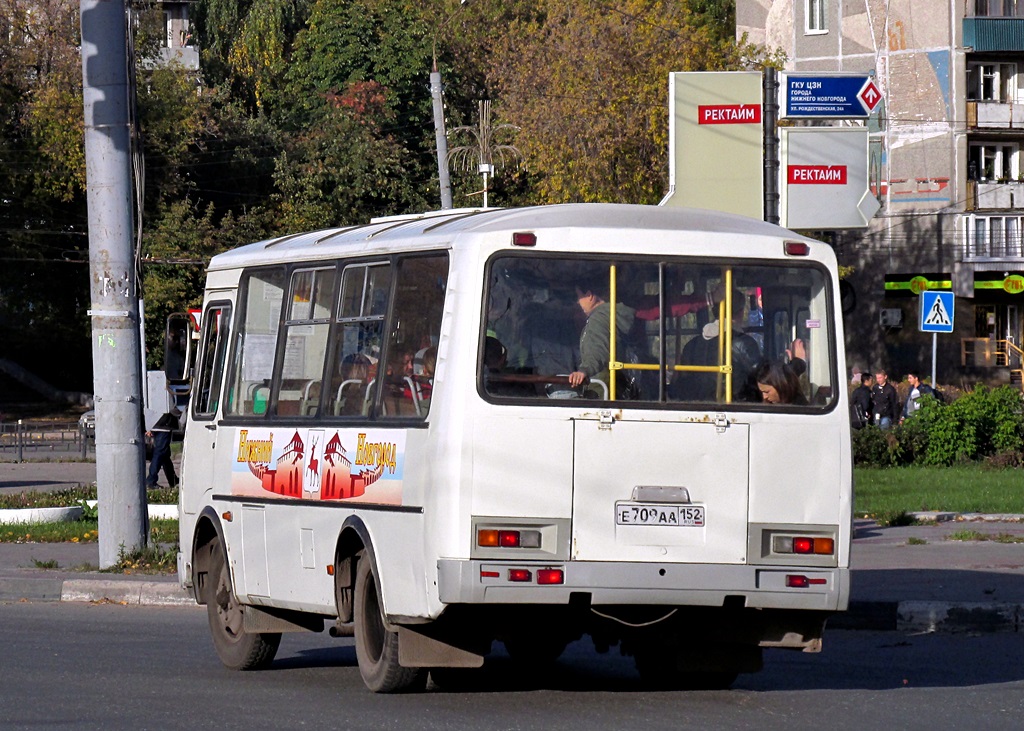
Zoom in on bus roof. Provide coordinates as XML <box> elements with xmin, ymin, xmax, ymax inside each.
<box><xmin>207</xmin><ymin>203</ymin><xmax>814</xmax><ymax>272</ymax></box>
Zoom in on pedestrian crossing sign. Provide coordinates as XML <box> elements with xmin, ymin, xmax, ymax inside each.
<box><xmin>920</xmin><ymin>291</ymin><xmax>954</xmax><ymax>333</ymax></box>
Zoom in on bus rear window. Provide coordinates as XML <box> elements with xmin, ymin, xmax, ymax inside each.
<box><xmin>481</xmin><ymin>256</ymin><xmax>835</xmax><ymax>408</ymax></box>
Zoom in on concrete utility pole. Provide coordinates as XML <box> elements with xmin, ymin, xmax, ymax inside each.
<box><xmin>430</xmin><ymin>0</ymin><xmax>471</xmax><ymax>210</ymax></box>
<box><xmin>80</xmin><ymin>0</ymin><xmax>148</xmax><ymax>567</ymax></box>
<box><xmin>430</xmin><ymin>67</ymin><xmax>454</xmax><ymax>210</ymax></box>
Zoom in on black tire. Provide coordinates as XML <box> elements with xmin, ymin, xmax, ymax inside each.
<box><xmin>353</xmin><ymin>551</ymin><xmax>427</xmax><ymax>693</ymax></box>
<box><xmin>206</xmin><ymin>538</ymin><xmax>281</xmax><ymax>671</ymax></box>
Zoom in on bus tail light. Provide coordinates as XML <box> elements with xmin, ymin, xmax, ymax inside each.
<box><xmin>480</xmin><ymin>565</ymin><xmax>565</xmax><ymax>585</ymax></box>
<box><xmin>511</xmin><ymin>232</ymin><xmax>537</xmax><ymax>247</ymax></box>
<box><xmin>478</xmin><ymin>529</ymin><xmax>542</xmax><ymax>549</ymax></box>
<box><xmin>786</xmin><ymin>575</ymin><xmax>827</xmax><ymax>588</ymax></box>
<box><xmin>773</xmin><ymin>535</ymin><xmax>835</xmax><ymax>556</ymax></box>
<box><xmin>784</xmin><ymin>241</ymin><xmax>810</xmax><ymax>256</ymax></box>
<box><xmin>536</xmin><ymin>568</ymin><xmax>564</xmax><ymax>585</ymax></box>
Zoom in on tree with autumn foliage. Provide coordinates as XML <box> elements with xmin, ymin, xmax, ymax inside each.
<box><xmin>484</xmin><ymin>0</ymin><xmax>760</xmax><ymax>204</ymax></box>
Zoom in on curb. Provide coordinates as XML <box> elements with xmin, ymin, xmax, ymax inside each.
<box><xmin>834</xmin><ymin>600</ymin><xmax>1024</xmax><ymax>634</ymax></box>
<box><xmin>908</xmin><ymin>511</ymin><xmax>1024</xmax><ymax>523</ymax></box>
<box><xmin>0</xmin><ymin>576</ymin><xmax>195</xmax><ymax>607</ymax></box>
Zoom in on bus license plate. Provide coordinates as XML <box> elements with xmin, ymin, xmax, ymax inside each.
<box><xmin>615</xmin><ymin>503</ymin><xmax>705</xmax><ymax>527</ymax></box>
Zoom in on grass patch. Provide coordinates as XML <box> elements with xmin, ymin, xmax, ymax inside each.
<box><xmin>0</xmin><ymin>517</ymin><xmax>176</xmax><ymax>548</ymax></box>
<box><xmin>102</xmin><ymin>543</ymin><xmax>177</xmax><ymax>575</ymax></box>
<box><xmin>1</xmin><ymin>521</ymin><xmax>100</xmax><ymax>543</ymax></box>
<box><xmin>855</xmin><ymin>466</ymin><xmax>1024</xmax><ymax>517</ymax></box>
<box><xmin>32</xmin><ymin>558</ymin><xmax>59</xmax><ymax>569</ymax></box>
<box><xmin>906</xmin><ymin>536</ymin><xmax>928</xmax><ymax>545</ymax></box>
<box><xmin>0</xmin><ymin>485</ymin><xmax>178</xmax><ymax>509</ymax></box>
<box><xmin>947</xmin><ymin>529</ymin><xmax>1024</xmax><ymax>543</ymax></box>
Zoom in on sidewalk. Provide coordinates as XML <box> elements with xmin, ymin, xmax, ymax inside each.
<box><xmin>1</xmin><ymin>461</ymin><xmax>1023</xmax><ymax>632</ymax></box>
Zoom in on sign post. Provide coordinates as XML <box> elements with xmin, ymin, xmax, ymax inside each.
<box><xmin>920</xmin><ymin>291</ymin><xmax>955</xmax><ymax>386</ymax></box>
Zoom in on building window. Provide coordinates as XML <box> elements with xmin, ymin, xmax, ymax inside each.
<box><xmin>967</xmin><ymin>63</ymin><xmax>1018</xmax><ymax>102</ymax></box>
<box><xmin>806</xmin><ymin>0</ymin><xmax>827</xmax><ymax>33</ymax></box>
<box><xmin>974</xmin><ymin>0</ymin><xmax>1024</xmax><ymax>18</ymax></box>
<box><xmin>969</xmin><ymin>142</ymin><xmax>1019</xmax><ymax>181</ymax></box>
<box><xmin>966</xmin><ymin>215</ymin><xmax>1024</xmax><ymax>258</ymax></box>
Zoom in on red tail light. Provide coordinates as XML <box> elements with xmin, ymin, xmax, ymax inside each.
<box><xmin>536</xmin><ymin>568</ymin><xmax>564</xmax><ymax>585</ymax></box>
<box><xmin>508</xmin><ymin>569</ymin><xmax>532</xmax><ymax>582</ymax></box>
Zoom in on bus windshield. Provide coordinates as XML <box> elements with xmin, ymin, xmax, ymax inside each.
<box><xmin>482</xmin><ymin>255</ymin><xmax>835</xmax><ymax>408</ymax></box>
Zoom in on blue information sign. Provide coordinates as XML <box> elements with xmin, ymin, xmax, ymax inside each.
<box><xmin>920</xmin><ymin>291</ymin><xmax>954</xmax><ymax>334</ymax></box>
<box><xmin>783</xmin><ymin>74</ymin><xmax>878</xmax><ymax>118</ymax></box>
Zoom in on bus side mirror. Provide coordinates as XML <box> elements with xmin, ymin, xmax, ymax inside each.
<box><xmin>165</xmin><ymin>314</ymin><xmax>192</xmax><ymax>384</ymax></box>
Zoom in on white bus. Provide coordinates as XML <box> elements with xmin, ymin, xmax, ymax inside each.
<box><xmin>177</xmin><ymin>203</ymin><xmax>851</xmax><ymax>692</ymax></box>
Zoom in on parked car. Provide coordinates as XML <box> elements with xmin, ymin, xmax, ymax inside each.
<box><xmin>78</xmin><ymin>410</ymin><xmax>95</xmax><ymax>439</ymax></box>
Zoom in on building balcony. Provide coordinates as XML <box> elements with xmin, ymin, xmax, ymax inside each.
<box><xmin>966</xmin><ymin>179</ymin><xmax>1024</xmax><ymax>210</ymax></box>
<box><xmin>964</xmin><ymin>18</ymin><xmax>1024</xmax><ymax>51</ymax></box>
<box><xmin>141</xmin><ymin>46</ymin><xmax>199</xmax><ymax>71</ymax></box>
<box><xmin>966</xmin><ymin>100</ymin><xmax>1024</xmax><ymax>129</ymax></box>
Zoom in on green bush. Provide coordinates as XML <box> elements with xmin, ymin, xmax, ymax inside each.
<box><xmin>853</xmin><ymin>385</ymin><xmax>1024</xmax><ymax>467</ymax></box>
<box><xmin>852</xmin><ymin>425</ymin><xmax>898</xmax><ymax>467</ymax></box>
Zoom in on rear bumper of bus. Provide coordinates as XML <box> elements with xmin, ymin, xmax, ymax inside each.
<box><xmin>437</xmin><ymin>559</ymin><xmax>850</xmax><ymax>612</ymax></box>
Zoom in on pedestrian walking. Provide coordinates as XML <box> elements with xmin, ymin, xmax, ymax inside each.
<box><xmin>146</xmin><ymin>408</ymin><xmax>180</xmax><ymax>488</ymax></box>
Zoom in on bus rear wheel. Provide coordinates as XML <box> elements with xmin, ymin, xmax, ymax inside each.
<box><xmin>206</xmin><ymin>537</ymin><xmax>281</xmax><ymax>670</ymax></box>
<box><xmin>353</xmin><ymin>551</ymin><xmax>426</xmax><ymax>693</ymax></box>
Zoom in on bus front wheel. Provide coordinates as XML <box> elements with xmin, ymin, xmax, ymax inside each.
<box><xmin>353</xmin><ymin>551</ymin><xmax>426</xmax><ymax>693</ymax></box>
<box><xmin>206</xmin><ymin>537</ymin><xmax>281</xmax><ymax>670</ymax></box>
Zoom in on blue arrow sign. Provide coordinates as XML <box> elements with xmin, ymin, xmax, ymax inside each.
<box><xmin>783</xmin><ymin>74</ymin><xmax>877</xmax><ymax>118</ymax></box>
<box><xmin>920</xmin><ymin>291</ymin><xmax>954</xmax><ymax>334</ymax></box>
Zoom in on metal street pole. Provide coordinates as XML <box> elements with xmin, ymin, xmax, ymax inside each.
<box><xmin>80</xmin><ymin>0</ymin><xmax>148</xmax><ymax>567</ymax></box>
<box><xmin>431</xmin><ymin>66</ymin><xmax>454</xmax><ymax>210</ymax></box>
<box><xmin>762</xmin><ymin>67</ymin><xmax>780</xmax><ymax>224</ymax></box>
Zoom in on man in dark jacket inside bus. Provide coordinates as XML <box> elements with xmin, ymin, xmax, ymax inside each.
<box><xmin>146</xmin><ymin>408</ymin><xmax>180</xmax><ymax>488</ymax></box>
<box><xmin>568</xmin><ymin>276</ymin><xmax>636</xmax><ymax>398</ymax></box>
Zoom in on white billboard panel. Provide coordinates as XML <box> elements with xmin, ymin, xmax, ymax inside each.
<box><xmin>661</xmin><ymin>72</ymin><xmax>763</xmax><ymax>219</ymax></box>
<box><xmin>779</xmin><ymin>127</ymin><xmax>879</xmax><ymax>229</ymax></box>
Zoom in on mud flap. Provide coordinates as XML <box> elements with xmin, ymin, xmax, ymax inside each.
<box><xmin>398</xmin><ymin>626</ymin><xmax>488</xmax><ymax>668</ymax></box>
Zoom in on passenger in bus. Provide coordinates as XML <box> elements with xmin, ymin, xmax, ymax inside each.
<box><xmin>408</xmin><ymin>346</ymin><xmax>437</xmax><ymax>409</ymax></box>
<box><xmin>567</xmin><ymin>275</ymin><xmax>636</xmax><ymax>395</ymax></box>
<box><xmin>336</xmin><ymin>353</ymin><xmax>373</xmax><ymax>415</ymax></box>
<box><xmin>483</xmin><ymin>336</ymin><xmax>534</xmax><ymax>397</ymax></box>
<box><xmin>753</xmin><ymin>359</ymin><xmax>808</xmax><ymax>405</ymax></box>
<box><xmin>668</xmin><ymin>290</ymin><xmax>762</xmax><ymax>403</ymax></box>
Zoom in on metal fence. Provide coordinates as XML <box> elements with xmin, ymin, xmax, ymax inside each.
<box><xmin>0</xmin><ymin>420</ymin><xmax>94</xmax><ymax>461</ymax></box>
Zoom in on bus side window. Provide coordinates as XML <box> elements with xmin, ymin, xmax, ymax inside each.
<box><xmin>381</xmin><ymin>253</ymin><xmax>449</xmax><ymax>418</ymax></box>
<box><xmin>193</xmin><ymin>304</ymin><xmax>232</xmax><ymax>417</ymax></box>
<box><xmin>276</xmin><ymin>267</ymin><xmax>335</xmax><ymax>417</ymax></box>
<box><xmin>327</xmin><ymin>263</ymin><xmax>390</xmax><ymax>418</ymax></box>
<box><xmin>225</xmin><ymin>268</ymin><xmax>287</xmax><ymax>417</ymax></box>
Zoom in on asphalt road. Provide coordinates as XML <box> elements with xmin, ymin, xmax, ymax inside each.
<box><xmin>2</xmin><ymin>602</ymin><xmax>1023</xmax><ymax>731</ymax></box>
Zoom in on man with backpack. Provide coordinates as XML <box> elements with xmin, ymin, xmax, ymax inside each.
<box><xmin>901</xmin><ymin>370</ymin><xmax>940</xmax><ymax>423</ymax></box>
<box><xmin>850</xmin><ymin>372</ymin><xmax>873</xmax><ymax>429</ymax></box>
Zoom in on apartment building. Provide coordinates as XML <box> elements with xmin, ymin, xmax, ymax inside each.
<box><xmin>154</xmin><ymin>0</ymin><xmax>198</xmax><ymax>70</ymax></box>
<box><xmin>737</xmin><ymin>0</ymin><xmax>1024</xmax><ymax>386</ymax></box>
